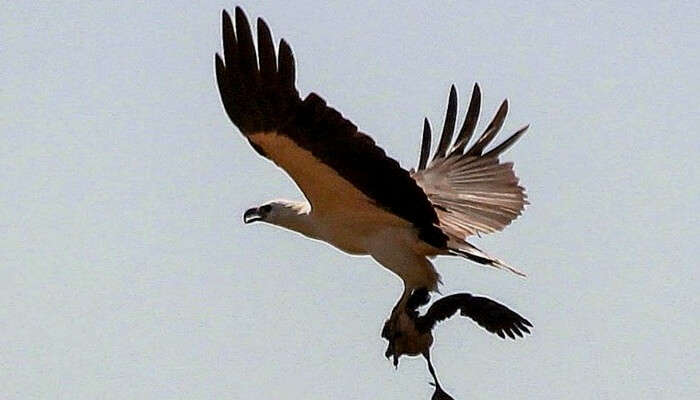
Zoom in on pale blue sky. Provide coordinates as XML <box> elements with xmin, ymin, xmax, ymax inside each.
<box><xmin>2</xmin><ymin>1</ymin><xmax>699</xmax><ymax>399</ymax></box>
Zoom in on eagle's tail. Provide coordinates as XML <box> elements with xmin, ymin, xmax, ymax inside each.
<box><xmin>447</xmin><ymin>238</ymin><xmax>525</xmax><ymax>277</ymax></box>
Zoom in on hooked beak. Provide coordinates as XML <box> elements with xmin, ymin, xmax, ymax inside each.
<box><xmin>243</xmin><ymin>207</ymin><xmax>263</xmax><ymax>224</ymax></box>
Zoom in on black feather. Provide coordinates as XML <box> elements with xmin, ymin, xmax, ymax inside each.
<box><xmin>257</xmin><ymin>18</ymin><xmax>277</xmax><ymax>81</ymax></box>
<box><xmin>482</xmin><ymin>124</ymin><xmax>529</xmax><ymax>158</ymax></box>
<box><xmin>215</xmin><ymin>8</ymin><xmax>447</xmax><ymax>248</ymax></box>
<box><xmin>417</xmin><ymin>118</ymin><xmax>432</xmax><ymax>171</ymax></box>
<box><xmin>465</xmin><ymin>99</ymin><xmax>508</xmax><ymax>156</ymax></box>
<box><xmin>452</xmin><ymin>83</ymin><xmax>481</xmax><ymax>154</ymax></box>
<box><xmin>234</xmin><ymin>7</ymin><xmax>258</xmax><ymax>80</ymax></box>
<box><xmin>416</xmin><ymin>293</ymin><xmax>532</xmax><ymax>340</ymax></box>
<box><xmin>433</xmin><ymin>85</ymin><xmax>458</xmax><ymax>160</ymax></box>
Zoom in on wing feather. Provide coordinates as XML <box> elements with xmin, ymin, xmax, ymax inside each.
<box><xmin>215</xmin><ymin>8</ymin><xmax>446</xmax><ymax>247</ymax></box>
<box><xmin>452</xmin><ymin>83</ymin><xmax>481</xmax><ymax>154</ymax></box>
<box><xmin>416</xmin><ymin>293</ymin><xmax>532</xmax><ymax>339</ymax></box>
<box><xmin>417</xmin><ymin>118</ymin><xmax>432</xmax><ymax>171</ymax></box>
<box><xmin>411</xmin><ymin>85</ymin><xmax>528</xmax><ymax>239</ymax></box>
<box><xmin>432</xmin><ymin>86</ymin><xmax>458</xmax><ymax>161</ymax></box>
<box><xmin>256</xmin><ymin>18</ymin><xmax>277</xmax><ymax>81</ymax></box>
<box><xmin>465</xmin><ymin>99</ymin><xmax>508</xmax><ymax>157</ymax></box>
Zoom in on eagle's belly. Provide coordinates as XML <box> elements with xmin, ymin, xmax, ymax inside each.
<box><xmin>311</xmin><ymin>213</ymin><xmax>423</xmax><ymax>256</ymax></box>
<box><xmin>313</xmin><ymin>218</ymin><xmax>377</xmax><ymax>255</ymax></box>
<box><xmin>303</xmin><ymin>213</ymin><xmax>439</xmax><ymax>289</ymax></box>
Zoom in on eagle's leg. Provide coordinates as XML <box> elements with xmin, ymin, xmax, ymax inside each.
<box><xmin>424</xmin><ymin>350</ymin><xmax>455</xmax><ymax>400</ymax></box>
<box><xmin>407</xmin><ymin>287</ymin><xmax>431</xmax><ymax>310</ymax></box>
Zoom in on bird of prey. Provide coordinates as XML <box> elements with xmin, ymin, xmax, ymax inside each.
<box><xmin>214</xmin><ymin>7</ymin><xmax>529</xmax><ymax>332</ymax></box>
<box><xmin>382</xmin><ymin>288</ymin><xmax>532</xmax><ymax>399</ymax></box>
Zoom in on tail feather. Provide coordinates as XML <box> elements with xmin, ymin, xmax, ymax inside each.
<box><xmin>448</xmin><ymin>239</ymin><xmax>525</xmax><ymax>277</ymax></box>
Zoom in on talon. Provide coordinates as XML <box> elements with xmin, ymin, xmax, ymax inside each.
<box><xmin>407</xmin><ymin>287</ymin><xmax>431</xmax><ymax>310</ymax></box>
<box><xmin>385</xmin><ymin>344</ymin><xmax>393</xmax><ymax>359</ymax></box>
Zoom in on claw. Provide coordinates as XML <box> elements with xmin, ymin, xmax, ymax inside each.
<box><xmin>431</xmin><ymin>384</ymin><xmax>456</xmax><ymax>400</ymax></box>
<box><xmin>384</xmin><ymin>343</ymin><xmax>393</xmax><ymax>359</ymax></box>
<box><xmin>425</xmin><ymin>352</ymin><xmax>456</xmax><ymax>400</ymax></box>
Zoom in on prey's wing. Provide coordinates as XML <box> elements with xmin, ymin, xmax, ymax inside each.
<box><xmin>418</xmin><ymin>293</ymin><xmax>532</xmax><ymax>339</ymax></box>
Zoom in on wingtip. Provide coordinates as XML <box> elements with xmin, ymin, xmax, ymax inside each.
<box><xmin>222</xmin><ymin>9</ymin><xmax>232</xmax><ymax>27</ymax></box>
<box><xmin>279</xmin><ymin>39</ymin><xmax>294</xmax><ymax>62</ymax></box>
<box><xmin>235</xmin><ymin>6</ymin><xmax>250</xmax><ymax>26</ymax></box>
<box><xmin>256</xmin><ymin>17</ymin><xmax>273</xmax><ymax>43</ymax></box>
<box><xmin>279</xmin><ymin>38</ymin><xmax>290</xmax><ymax>50</ymax></box>
<box><xmin>235</xmin><ymin>7</ymin><xmax>253</xmax><ymax>34</ymax></box>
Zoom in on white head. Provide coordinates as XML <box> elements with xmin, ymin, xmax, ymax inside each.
<box><xmin>243</xmin><ymin>199</ymin><xmax>312</xmax><ymax>233</ymax></box>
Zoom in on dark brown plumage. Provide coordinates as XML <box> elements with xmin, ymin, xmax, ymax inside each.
<box><xmin>214</xmin><ymin>8</ymin><xmax>534</xmax><ymax>399</ymax></box>
<box><xmin>382</xmin><ymin>289</ymin><xmax>532</xmax><ymax>399</ymax></box>
<box><xmin>215</xmin><ymin>7</ymin><xmax>448</xmax><ymax>248</ymax></box>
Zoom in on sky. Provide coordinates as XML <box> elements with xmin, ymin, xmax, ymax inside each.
<box><xmin>2</xmin><ymin>1</ymin><xmax>699</xmax><ymax>399</ymax></box>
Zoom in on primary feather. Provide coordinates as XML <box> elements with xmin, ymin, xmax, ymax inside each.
<box><xmin>417</xmin><ymin>293</ymin><xmax>532</xmax><ymax>340</ymax></box>
<box><xmin>411</xmin><ymin>85</ymin><xmax>529</xmax><ymax>275</ymax></box>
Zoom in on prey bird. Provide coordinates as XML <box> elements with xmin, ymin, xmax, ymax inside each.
<box><xmin>382</xmin><ymin>288</ymin><xmax>532</xmax><ymax>399</ymax></box>
<box><xmin>214</xmin><ymin>7</ymin><xmax>529</xmax><ymax>340</ymax></box>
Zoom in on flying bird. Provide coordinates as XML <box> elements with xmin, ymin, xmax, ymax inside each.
<box><xmin>214</xmin><ymin>7</ymin><xmax>529</xmax><ymax>332</ymax></box>
<box><xmin>382</xmin><ymin>288</ymin><xmax>532</xmax><ymax>399</ymax></box>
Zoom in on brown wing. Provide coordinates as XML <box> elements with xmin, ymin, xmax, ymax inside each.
<box><xmin>417</xmin><ymin>293</ymin><xmax>532</xmax><ymax>339</ymax></box>
<box><xmin>215</xmin><ymin>7</ymin><xmax>446</xmax><ymax>247</ymax></box>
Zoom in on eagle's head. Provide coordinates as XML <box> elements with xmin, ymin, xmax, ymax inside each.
<box><xmin>243</xmin><ymin>200</ymin><xmax>311</xmax><ymax>227</ymax></box>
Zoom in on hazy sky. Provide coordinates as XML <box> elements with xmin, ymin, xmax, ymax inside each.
<box><xmin>2</xmin><ymin>1</ymin><xmax>699</xmax><ymax>399</ymax></box>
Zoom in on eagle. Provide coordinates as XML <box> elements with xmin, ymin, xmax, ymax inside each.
<box><xmin>214</xmin><ymin>7</ymin><xmax>529</xmax><ymax>332</ymax></box>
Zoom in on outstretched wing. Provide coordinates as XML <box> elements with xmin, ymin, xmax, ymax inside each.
<box><xmin>215</xmin><ymin>8</ymin><xmax>446</xmax><ymax>247</ymax></box>
<box><xmin>417</xmin><ymin>293</ymin><xmax>532</xmax><ymax>339</ymax></box>
<box><xmin>411</xmin><ymin>85</ymin><xmax>528</xmax><ymax>238</ymax></box>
